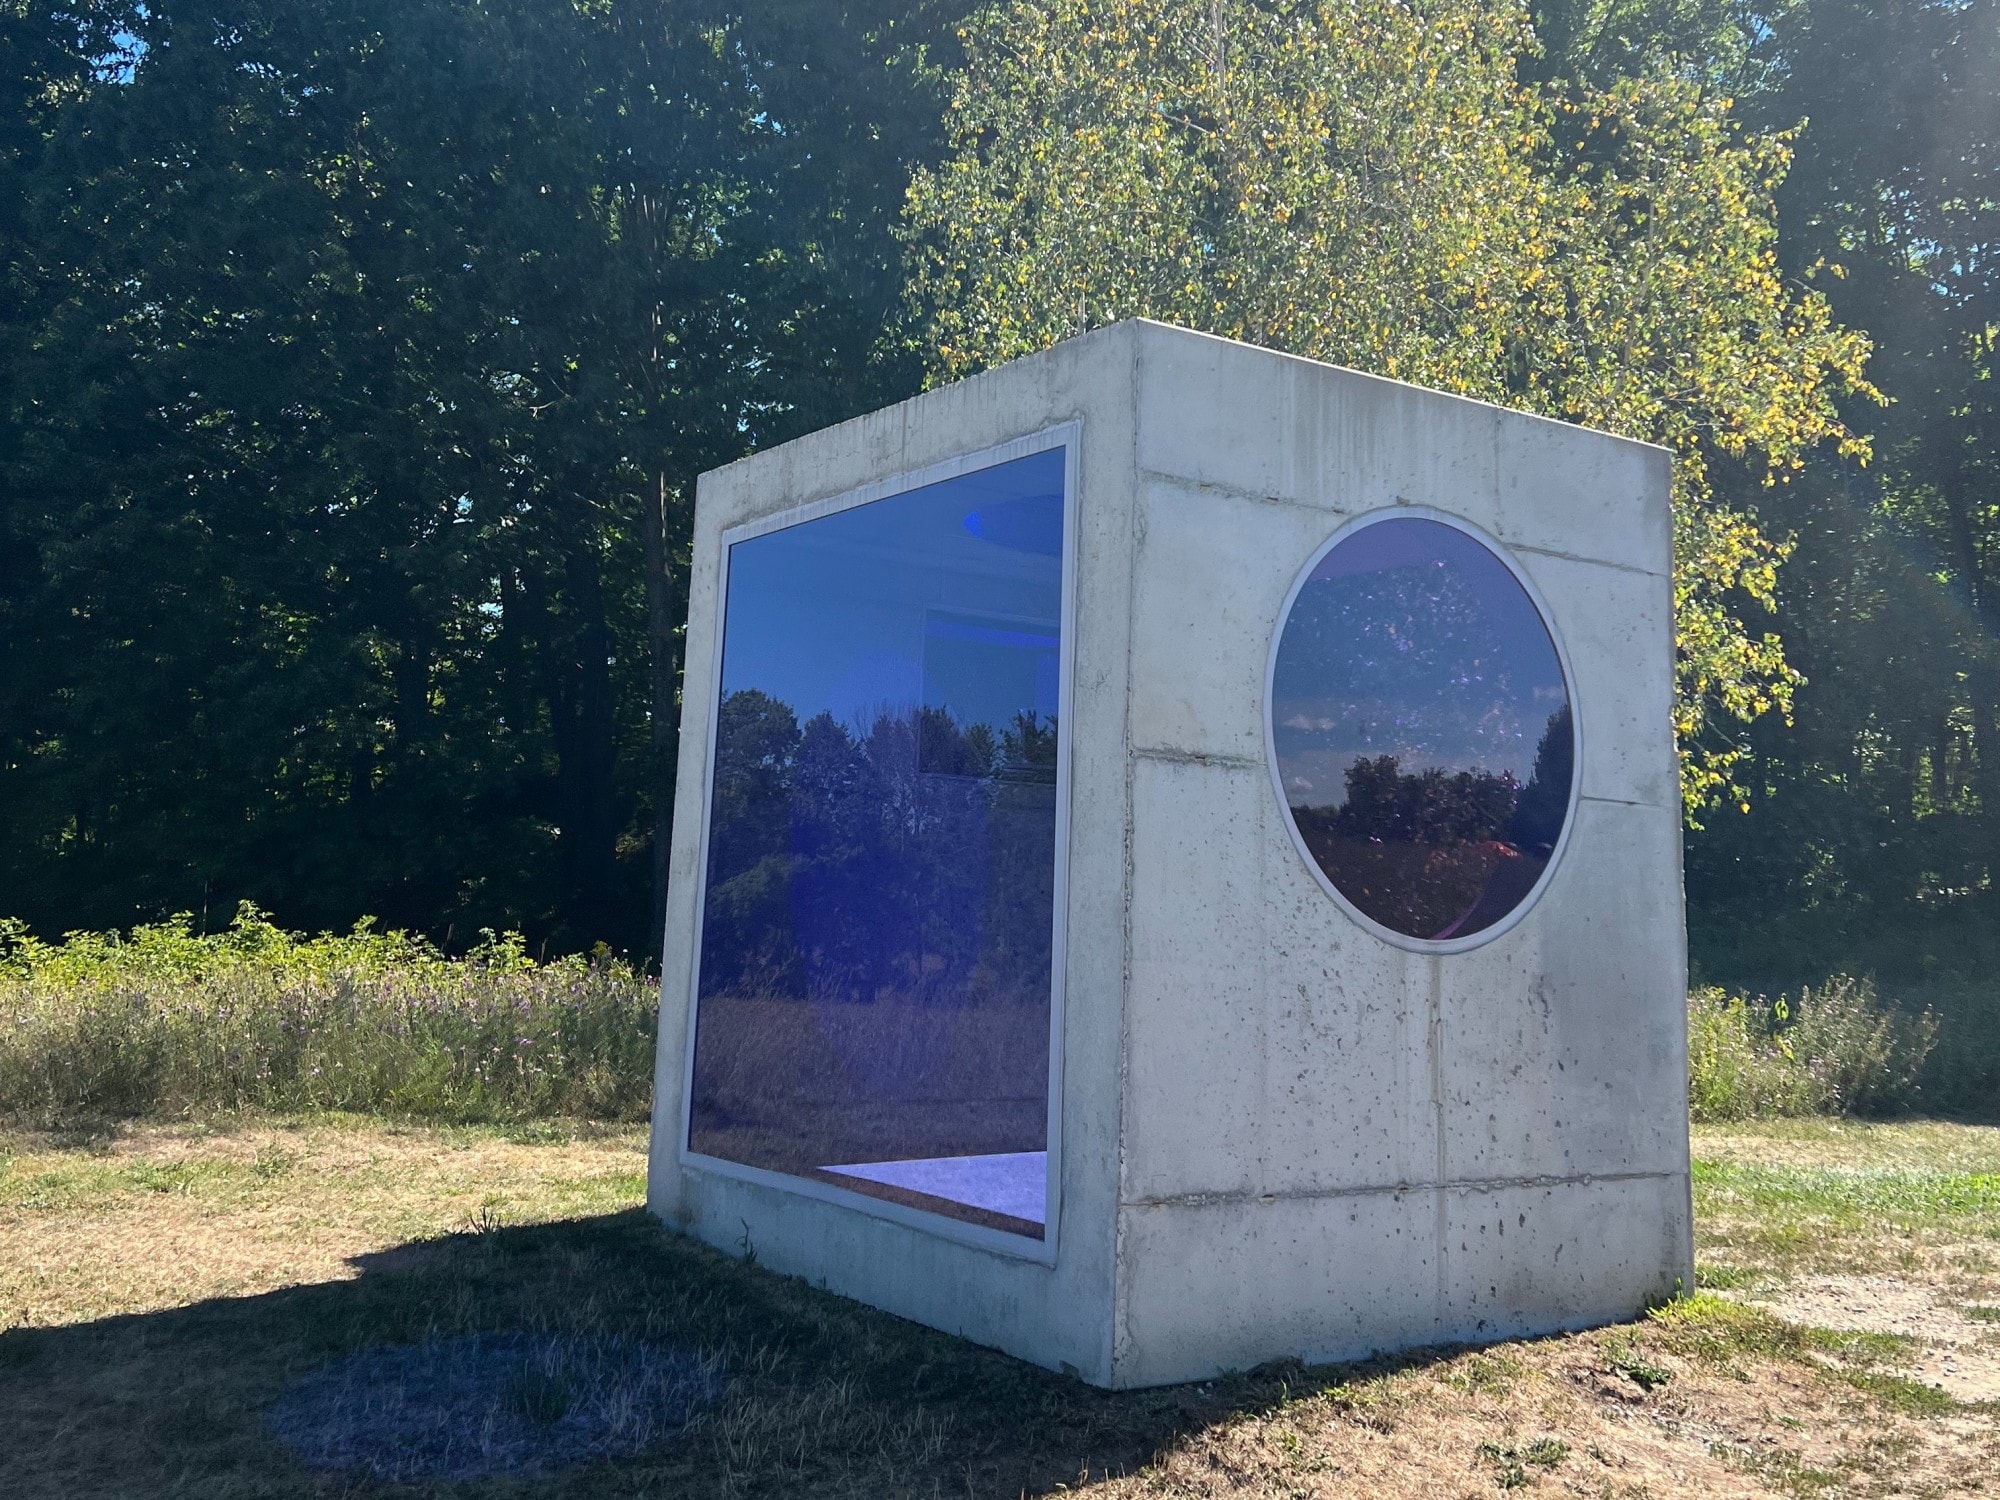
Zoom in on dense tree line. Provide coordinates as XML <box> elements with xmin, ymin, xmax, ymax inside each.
<box><xmin>1678</xmin><ymin>1</ymin><xmax>2000</xmax><ymax>993</ymax></box>
<box><xmin>699</xmin><ymin>690</ymin><xmax>1058</xmax><ymax>1005</ymax></box>
<box><xmin>1</xmin><ymin>0</ymin><xmax>967</xmax><ymax>950</ymax></box>
<box><xmin>2</xmin><ymin>0</ymin><xmax>1995</xmax><ymax>1002</ymax></box>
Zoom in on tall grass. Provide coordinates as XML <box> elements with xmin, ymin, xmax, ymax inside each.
<box><xmin>0</xmin><ymin>907</ymin><xmax>657</xmax><ymax>1126</ymax></box>
<box><xmin>0</xmin><ymin>909</ymin><xmax>1961</xmax><ymax>1129</ymax></box>
<box><xmin>1687</xmin><ymin>975</ymin><xmax>1940</xmax><ymax>1123</ymax></box>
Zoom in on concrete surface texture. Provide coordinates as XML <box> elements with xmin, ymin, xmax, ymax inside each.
<box><xmin>647</xmin><ymin>319</ymin><xmax>1690</xmax><ymax>1389</ymax></box>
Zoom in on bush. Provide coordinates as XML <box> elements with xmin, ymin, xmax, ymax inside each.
<box><xmin>0</xmin><ymin>906</ymin><xmax>657</xmax><ymax>1126</ymax></box>
<box><xmin>1687</xmin><ymin>975</ymin><xmax>1939</xmax><ymax>1122</ymax></box>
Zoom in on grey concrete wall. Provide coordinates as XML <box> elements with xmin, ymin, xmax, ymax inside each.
<box><xmin>646</xmin><ymin>319</ymin><xmax>1691</xmax><ymax>1391</ymax></box>
<box><xmin>1108</xmin><ymin>322</ymin><xmax>1688</xmax><ymax>1386</ymax></box>
<box><xmin>647</xmin><ymin>322</ymin><xmax>1147</xmax><ymax>1386</ymax></box>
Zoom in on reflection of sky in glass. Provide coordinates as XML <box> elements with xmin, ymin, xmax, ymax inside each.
<box><xmin>1272</xmin><ymin>519</ymin><xmax>1566</xmax><ymax>810</ymax></box>
<box><xmin>719</xmin><ymin>451</ymin><xmax>1064</xmax><ymax>733</ymax></box>
<box><xmin>689</xmin><ymin>448</ymin><xmax>1065</xmax><ymax>1239</ymax></box>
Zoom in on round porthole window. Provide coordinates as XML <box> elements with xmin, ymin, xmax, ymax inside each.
<box><xmin>1267</xmin><ymin>512</ymin><xmax>1576</xmax><ymax>948</ymax></box>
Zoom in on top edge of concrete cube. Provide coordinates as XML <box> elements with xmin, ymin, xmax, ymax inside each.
<box><xmin>1124</xmin><ymin>321</ymin><xmax>1672</xmax><ymax>580</ymax></box>
<box><xmin>697</xmin><ymin>319</ymin><xmax>1672</xmax><ymax>580</ymax></box>
<box><xmin>692</xmin><ymin>320</ymin><xmax>1144</xmax><ymax>533</ymax></box>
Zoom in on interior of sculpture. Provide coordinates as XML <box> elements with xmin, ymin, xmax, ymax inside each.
<box><xmin>686</xmin><ymin>447</ymin><xmax>1067</xmax><ymax>1238</ymax></box>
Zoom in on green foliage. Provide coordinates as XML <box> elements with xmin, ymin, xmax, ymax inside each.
<box><xmin>0</xmin><ymin>905</ymin><xmax>657</xmax><ymax>1124</ymax></box>
<box><xmin>1527</xmin><ymin>0</ymin><xmax>1799</xmax><ymax>93</ymax></box>
<box><xmin>903</xmin><ymin>0</ymin><xmax>1876</xmax><ymax>817</ymax></box>
<box><xmin>1606</xmin><ymin>1340</ymin><xmax>1673</xmax><ymax>1391</ymax></box>
<box><xmin>1477</xmin><ymin>1436</ymin><xmax>1569</xmax><ymax>1487</ymax></box>
<box><xmin>0</xmin><ymin>1</ymin><xmax>955</xmax><ymax>952</ymax></box>
<box><xmin>1687</xmin><ymin>976</ymin><xmax>1939</xmax><ymax>1121</ymax></box>
<box><xmin>1683</xmin><ymin>1</ymin><xmax>2000</xmax><ymax>1005</ymax></box>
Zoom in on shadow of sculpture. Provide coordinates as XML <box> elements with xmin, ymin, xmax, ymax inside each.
<box><xmin>0</xmin><ymin>1208</ymin><xmax>1456</xmax><ymax>1499</ymax></box>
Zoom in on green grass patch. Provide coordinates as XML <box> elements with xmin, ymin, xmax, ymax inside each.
<box><xmin>1692</xmin><ymin>1160</ymin><xmax>2000</xmax><ymax>1220</ymax></box>
<box><xmin>1445</xmin><ymin>1351</ymin><xmax>1522</xmax><ymax>1396</ymax></box>
<box><xmin>1691</xmin><ymin>1158</ymin><xmax>2000</xmax><ymax>1280</ymax></box>
<box><xmin>1695</xmin><ymin>1262</ymin><xmax>1755</xmax><ymax>1290</ymax></box>
<box><xmin>1839</xmin><ymin>1371</ymin><xmax>1958</xmax><ymax>1416</ymax></box>
<box><xmin>1650</xmin><ymin>1294</ymin><xmax>1918</xmax><ymax>1371</ymax></box>
<box><xmin>1648</xmin><ymin>1294</ymin><xmax>1962</xmax><ymax>1417</ymax></box>
<box><xmin>1691</xmin><ymin>1123</ymin><xmax>2000</xmax><ymax>1278</ymax></box>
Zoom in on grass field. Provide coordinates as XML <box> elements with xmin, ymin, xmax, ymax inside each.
<box><xmin>2</xmin><ymin>1118</ymin><xmax>1996</xmax><ymax>1498</ymax></box>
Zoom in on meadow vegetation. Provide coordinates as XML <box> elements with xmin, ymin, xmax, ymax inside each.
<box><xmin>1686</xmin><ymin>976</ymin><xmax>1942</xmax><ymax>1122</ymax></box>
<box><xmin>3</xmin><ymin>910</ymin><xmax>1989</xmax><ymax>1134</ymax></box>
<box><xmin>0</xmin><ymin>908</ymin><xmax>655</xmax><ymax>1127</ymax></box>
<box><xmin>2</xmin><ymin>913</ymin><xmax>1997</xmax><ymax>1494</ymax></box>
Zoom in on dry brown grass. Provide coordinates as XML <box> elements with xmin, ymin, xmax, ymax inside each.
<box><xmin>1</xmin><ymin>1118</ymin><xmax>1995</xmax><ymax>1498</ymax></box>
<box><xmin>0</xmin><ymin>1118</ymin><xmax>648</xmax><ymax>1328</ymax></box>
<box><xmin>1694</xmin><ymin>1119</ymin><xmax>2000</xmax><ymax>1176</ymax></box>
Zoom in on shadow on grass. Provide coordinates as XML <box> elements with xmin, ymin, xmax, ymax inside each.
<box><xmin>0</xmin><ymin>1209</ymin><xmax>1427</xmax><ymax>1499</ymax></box>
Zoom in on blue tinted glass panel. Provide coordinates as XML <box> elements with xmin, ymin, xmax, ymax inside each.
<box><xmin>689</xmin><ymin>448</ymin><xmax>1065</xmax><ymax>1238</ymax></box>
<box><xmin>1271</xmin><ymin>517</ymin><xmax>1574</xmax><ymax>942</ymax></box>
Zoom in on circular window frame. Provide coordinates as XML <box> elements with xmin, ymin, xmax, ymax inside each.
<box><xmin>1263</xmin><ymin>506</ymin><xmax>1584</xmax><ymax>954</ymax></box>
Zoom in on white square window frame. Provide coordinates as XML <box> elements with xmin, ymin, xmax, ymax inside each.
<box><xmin>674</xmin><ymin>421</ymin><xmax>1082</xmax><ymax>1267</ymax></box>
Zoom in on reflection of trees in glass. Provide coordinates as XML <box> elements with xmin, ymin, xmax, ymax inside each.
<box><xmin>1289</xmin><ymin>705</ymin><xmax>1573</xmax><ymax>939</ymax></box>
<box><xmin>699</xmin><ymin>689</ymin><xmax>1058</xmax><ymax>1007</ymax></box>
<box><xmin>1331</xmin><ymin>758</ymin><xmax>1522</xmax><ymax>846</ymax></box>
<box><xmin>1507</xmin><ymin>705</ymin><xmax>1573</xmax><ymax>858</ymax></box>
<box><xmin>692</xmin><ymin>689</ymin><xmax>1058</xmax><ymax>1195</ymax></box>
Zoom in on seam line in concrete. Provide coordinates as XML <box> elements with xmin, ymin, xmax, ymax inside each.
<box><xmin>1508</xmin><ymin>542</ymin><xmax>1667</xmax><ymax>579</ymax></box>
<box><xmin>1131</xmin><ymin>470</ymin><xmax>1671</xmax><ymax>580</ymax></box>
<box><xmin>1121</xmin><ymin>1169</ymin><xmax>1682</xmax><ymax>1210</ymax></box>
<box><xmin>1109</xmin><ymin>332</ymin><xmax>1142</xmax><ymax>1382</ymax></box>
<box><xmin>1134</xmin><ymin>467</ymin><xmax>1342</xmax><ymax>514</ymax></box>
<box><xmin>1130</xmin><ymin>746</ymin><xmax>1265</xmax><ymax>770</ymax></box>
<box><xmin>1428</xmin><ymin>957</ymin><xmax>1448</xmax><ymax>1325</ymax></box>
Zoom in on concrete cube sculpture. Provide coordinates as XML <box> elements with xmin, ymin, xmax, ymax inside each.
<box><xmin>647</xmin><ymin>320</ymin><xmax>1692</xmax><ymax>1389</ymax></box>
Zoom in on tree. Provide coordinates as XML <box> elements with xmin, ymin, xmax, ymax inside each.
<box><xmin>0</xmin><ymin>1</ymin><xmax>956</xmax><ymax>950</ymax></box>
<box><xmin>903</xmin><ymin>0</ymin><xmax>1876</xmax><ymax>815</ymax></box>
<box><xmin>1525</xmin><ymin>0</ymin><xmax>1797</xmax><ymax>94</ymax></box>
<box><xmin>1680</xmin><ymin>0</ymin><xmax>2000</xmax><ymax>988</ymax></box>
<box><xmin>1765</xmin><ymin>0</ymin><xmax>1998</xmax><ymax>821</ymax></box>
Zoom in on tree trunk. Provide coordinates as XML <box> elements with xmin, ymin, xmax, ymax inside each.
<box><xmin>553</xmin><ymin>544</ymin><xmax>618</xmax><ymax>941</ymax></box>
<box><xmin>1940</xmin><ymin>470</ymin><xmax>2000</xmax><ymax>881</ymax></box>
<box><xmin>641</xmin><ymin>469</ymin><xmax>681</xmax><ymax>961</ymax></box>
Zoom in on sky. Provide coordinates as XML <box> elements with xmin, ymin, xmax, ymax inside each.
<box><xmin>718</xmin><ymin>448</ymin><xmax>1065</xmax><ymax>739</ymax></box>
<box><xmin>1270</xmin><ymin>518</ymin><xmax>1569</xmax><ymax>810</ymax></box>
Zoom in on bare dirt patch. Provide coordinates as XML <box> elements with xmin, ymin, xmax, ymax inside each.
<box><xmin>1745</xmin><ymin>1274</ymin><xmax>2000</xmax><ymax>1404</ymax></box>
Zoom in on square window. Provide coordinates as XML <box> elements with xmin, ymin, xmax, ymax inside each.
<box><xmin>685</xmin><ymin>443</ymin><xmax>1069</xmax><ymax>1240</ymax></box>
